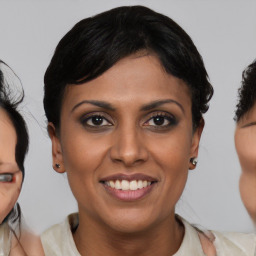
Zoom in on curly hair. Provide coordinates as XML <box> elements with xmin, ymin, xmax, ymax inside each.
<box><xmin>235</xmin><ymin>60</ymin><xmax>256</xmax><ymax>122</ymax></box>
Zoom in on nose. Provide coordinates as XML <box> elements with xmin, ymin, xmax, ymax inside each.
<box><xmin>110</xmin><ymin>126</ymin><xmax>149</xmax><ymax>166</ymax></box>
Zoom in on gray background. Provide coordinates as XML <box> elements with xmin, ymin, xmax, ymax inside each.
<box><xmin>0</xmin><ymin>0</ymin><xmax>255</xmax><ymax>234</ymax></box>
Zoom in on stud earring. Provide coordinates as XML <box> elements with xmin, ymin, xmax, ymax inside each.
<box><xmin>190</xmin><ymin>157</ymin><xmax>198</xmax><ymax>166</ymax></box>
<box><xmin>55</xmin><ymin>163</ymin><xmax>61</xmax><ymax>168</ymax></box>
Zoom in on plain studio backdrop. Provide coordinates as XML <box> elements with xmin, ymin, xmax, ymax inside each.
<box><xmin>0</xmin><ymin>0</ymin><xmax>256</xmax><ymax>234</ymax></box>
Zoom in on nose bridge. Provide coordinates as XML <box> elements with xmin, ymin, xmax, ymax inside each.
<box><xmin>110</xmin><ymin>120</ymin><xmax>148</xmax><ymax>165</ymax></box>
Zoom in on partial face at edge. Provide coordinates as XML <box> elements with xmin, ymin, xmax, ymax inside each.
<box><xmin>235</xmin><ymin>104</ymin><xmax>256</xmax><ymax>223</ymax></box>
<box><xmin>0</xmin><ymin>108</ymin><xmax>22</xmax><ymax>223</ymax></box>
<box><xmin>49</xmin><ymin>54</ymin><xmax>203</xmax><ymax>233</ymax></box>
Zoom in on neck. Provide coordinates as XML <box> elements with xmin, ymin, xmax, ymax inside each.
<box><xmin>73</xmin><ymin>213</ymin><xmax>184</xmax><ymax>256</ymax></box>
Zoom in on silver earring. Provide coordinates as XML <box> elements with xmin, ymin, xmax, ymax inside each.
<box><xmin>55</xmin><ymin>163</ymin><xmax>61</xmax><ymax>168</ymax></box>
<box><xmin>190</xmin><ymin>157</ymin><xmax>198</xmax><ymax>166</ymax></box>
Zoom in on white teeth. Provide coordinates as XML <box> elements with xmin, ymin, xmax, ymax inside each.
<box><xmin>109</xmin><ymin>180</ymin><xmax>115</xmax><ymax>188</ymax></box>
<box><xmin>115</xmin><ymin>180</ymin><xmax>121</xmax><ymax>189</ymax></box>
<box><xmin>138</xmin><ymin>180</ymin><xmax>143</xmax><ymax>189</ymax></box>
<box><xmin>129</xmin><ymin>180</ymin><xmax>137</xmax><ymax>190</ymax></box>
<box><xmin>105</xmin><ymin>180</ymin><xmax>152</xmax><ymax>191</ymax></box>
<box><xmin>121</xmin><ymin>180</ymin><xmax>130</xmax><ymax>190</ymax></box>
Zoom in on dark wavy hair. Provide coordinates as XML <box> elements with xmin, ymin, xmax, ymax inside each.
<box><xmin>235</xmin><ymin>59</ymin><xmax>256</xmax><ymax>122</ymax></box>
<box><xmin>0</xmin><ymin>61</ymin><xmax>29</xmax><ymax>176</ymax></box>
<box><xmin>0</xmin><ymin>61</ymin><xmax>29</xmax><ymax>229</ymax></box>
<box><xmin>44</xmin><ymin>5</ymin><xmax>213</xmax><ymax>130</ymax></box>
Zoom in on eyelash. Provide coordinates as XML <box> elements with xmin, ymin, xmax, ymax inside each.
<box><xmin>143</xmin><ymin>111</ymin><xmax>177</xmax><ymax>129</ymax></box>
<box><xmin>80</xmin><ymin>112</ymin><xmax>113</xmax><ymax>129</ymax></box>
<box><xmin>80</xmin><ymin>111</ymin><xmax>177</xmax><ymax>130</ymax></box>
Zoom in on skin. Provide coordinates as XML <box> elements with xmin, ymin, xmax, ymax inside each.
<box><xmin>235</xmin><ymin>103</ymin><xmax>256</xmax><ymax>224</ymax></box>
<box><xmin>0</xmin><ymin>108</ymin><xmax>44</xmax><ymax>255</ymax></box>
<box><xmin>0</xmin><ymin>108</ymin><xmax>22</xmax><ymax>224</ymax></box>
<box><xmin>49</xmin><ymin>54</ymin><xmax>204</xmax><ymax>256</ymax></box>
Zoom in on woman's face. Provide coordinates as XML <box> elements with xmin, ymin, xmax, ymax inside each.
<box><xmin>235</xmin><ymin>103</ymin><xmax>256</xmax><ymax>223</ymax></box>
<box><xmin>50</xmin><ymin>55</ymin><xmax>203</xmax><ymax>233</ymax></box>
<box><xmin>0</xmin><ymin>108</ymin><xmax>22</xmax><ymax>224</ymax></box>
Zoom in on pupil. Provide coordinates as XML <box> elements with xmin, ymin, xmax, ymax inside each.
<box><xmin>92</xmin><ymin>116</ymin><xmax>103</xmax><ymax>125</ymax></box>
<box><xmin>154</xmin><ymin>116</ymin><xmax>164</xmax><ymax>125</ymax></box>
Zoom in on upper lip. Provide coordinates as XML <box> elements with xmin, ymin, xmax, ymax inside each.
<box><xmin>100</xmin><ymin>173</ymin><xmax>158</xmax><ymax>182</ymax></box>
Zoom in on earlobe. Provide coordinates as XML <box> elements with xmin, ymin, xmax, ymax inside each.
<box><xmin>48</xmin><ymin>123</ymin><xmax>65</xmax><ymax>174</ymax></box>
<box><xmin>189</xmin><ymin>119</ymin><xmax>204</xmax><ymax>170</ymax></box>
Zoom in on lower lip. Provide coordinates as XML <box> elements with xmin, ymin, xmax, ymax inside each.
<box><xmin>102</xmin><ymin>183</ymin><xmax>156</xmax><ymax>201</ymax></box>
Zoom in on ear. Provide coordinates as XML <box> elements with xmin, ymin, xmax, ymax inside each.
<box><xmin>48</xmin><ymin>123</ymin><xmax>65</xmax><ymax>173</ymax></box>
<box><xmin>189</xmin><ymin>119</ymin><xmax>204</xmax><ymax>170</ymax></box>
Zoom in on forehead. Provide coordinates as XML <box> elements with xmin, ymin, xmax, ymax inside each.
<box><xmin>0</xmin><ymin>107</ymin><xmax>15</xmax><ymax>129</ymax></box>
<box><xmin>63</xmin><ymin>55</ymin><xmax>191</xmax><ymax>110</ymax></box>
<box><xmin>0</xmin><ymin>108</ymin><xmax>17</xmax><ymax>163</ymax></box>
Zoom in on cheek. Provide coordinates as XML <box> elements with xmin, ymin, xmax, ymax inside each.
<box><xmin>150</xmin><ymin>130</ymin><xmax>191</xmax><ymax>170</ymax></box>
<box><xmin>236</xmin><ymin>132</ymin><xmax>256</xmax><ymax>175</ymax></box>
<box><xmin>148</xmin><ymin>132</ymin><xmax>191</xmax><ymax>197</ymax></box>
<box><xmin>62</xmin><ymin>128</ymin><xmax>107</xmax><ymax>171</ymax></box>
<box><xmin>240</xmin><ymin>173</ymin><xmax>256</xmax><ymax>222</ymax></box>
<box><xmin>61</xmin><ymin>132</ymin><xmax>109</xmax><ymax>196</ymax></box>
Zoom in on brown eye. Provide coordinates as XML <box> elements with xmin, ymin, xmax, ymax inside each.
<box><xmin>91</xmin><ymin>116</ymin><xmax>104</xmax><ymax>126</ymax></box>
<box><xmin>82</xmin><ymin>114</ymin><xmax>112</xmax><ymax>127</ymax></box>
<box><xmin>152</xmin><ymin>116</ymin><xmax>165</xmax><ymax>126</ymax></box>
<box><xmin>145</xmin><ymin>113</ymin><xmax>176</xmax><ymax>127</ymax></box>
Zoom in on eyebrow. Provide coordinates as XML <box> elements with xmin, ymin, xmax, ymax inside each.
<box><xmin>140</xmin><ymin>99</ymin><xmax>184</xmax><ymax>113</ymax></box>
<box><xmin>241</xmin><ymin>121</ymin><xmax>256</xmax><ymax>128</ymax></box>
<box><xmin>71</xmin><ymin>100</ymin><xmax>116</xmax><ymax>113</ymax></box>
<box><xmin>71</xmin><ymin>99</ymin><xmax>184</xmax><ymax>113</ymax></box>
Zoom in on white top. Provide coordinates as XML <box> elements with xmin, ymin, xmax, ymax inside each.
<box><xmin>41</xmin><ymin>213</ymin><xmax>256</xmax><ymax>256</ymax></box>
<box><xmin>0</xmin><ymin>222</ymin><xmax>11</xmax><ymax>256</ymax></box>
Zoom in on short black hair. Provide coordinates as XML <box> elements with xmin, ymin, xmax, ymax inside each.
<box><xmin>44</xmin><ymin>5</ymin><xmax>213</xmax><ymax>129</ymax></box>
<box><xmin>0</xmin><ymin>61</ymin><xmax>29</xmax><ymax>177</ymax></box>
<box><xmin>235</xmin><ymin>60</ymin><xmax>256</xmax><ymax>122</ymax></box>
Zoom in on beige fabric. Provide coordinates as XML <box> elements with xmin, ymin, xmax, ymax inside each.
<box><xmin>0</xmin><ymin>222</ymin><xmax>11</xmax><ymax>256</ymax></box>
<box><xmin>41</xmin><ymin>213</ymin><xmax>256</xmax><ymax>256</ymax></box>
<box><xmin>212</xmin><ymin>230</ymin><xmax>256</xmax><ymax>256</ymax></box>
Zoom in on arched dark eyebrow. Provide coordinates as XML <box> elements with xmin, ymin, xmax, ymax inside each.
<box><xmin>71</xmin><ymin>99</ymin><xmax>184</xmax><ymax>113</ymax></box>
<box><xmin>71</xmin><ymin>100</ymin><xmax>116</xmax><ymax>113</ymax></box>
<box><xmin>140</xmin><ymin>99</ymin><xmax>184</xmax><ymax>113</ymax></box>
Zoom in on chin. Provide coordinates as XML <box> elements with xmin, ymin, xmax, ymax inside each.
<box><xmin>100</xmin><ymin>208</ymin><xmax>163</xmax><ymax>234</ymax></box>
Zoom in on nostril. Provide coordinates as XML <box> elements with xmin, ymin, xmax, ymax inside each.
<box><xmin>109</xmin><ymin>131</ymin><xmax>149</xmax><ymax>165</ymax></box>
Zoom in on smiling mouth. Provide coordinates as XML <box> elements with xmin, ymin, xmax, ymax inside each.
<box><xmin>103</xmin><ymin>180</ymin><xmax>154</xmax><ymax>191</ymax></box>
<box><xmin>100</xmin><ymin>174</ymin><xmax>158</xmax><ymax>201</ymax></box>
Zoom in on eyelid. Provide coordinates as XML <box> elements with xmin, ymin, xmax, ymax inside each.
<box><xmin>143</xmin><ymin>111</ymin><xmax>177</xmax><ymax>126</ymax></box>
<box><xmin>80</xmin><ymin>112</ymin><xmax>114</xmax><ymax>126</ymax></box>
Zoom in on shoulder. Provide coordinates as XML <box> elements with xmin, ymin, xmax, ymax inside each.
<box><xmin>212</xmin><ymin>230</ymin><xmax>256</xmax><ymax>256</ymax></box>
<box><xmin>178</xmin><ymin>216</ymin><xmax>256</xmax><ymax>256</ymax></box>
<box><xmin>41</xmin><ymin>213</ymin><xmax>80</xmax><ymax>256</ymax></box>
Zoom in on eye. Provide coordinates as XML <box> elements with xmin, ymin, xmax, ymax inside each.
<box><xmin>0</xmin><ymin>173</ymin><xmax>14</xmax><ymax>182</ymax></box>
<box><xmin>144</xmin><ymin>112</ymin><xmax>177</xmax><ymax>128</ymax></box>
<box><xmin>81</xmin><ymin>114</ymin><xmax>113</xmax><ymax>127</ymax></box>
